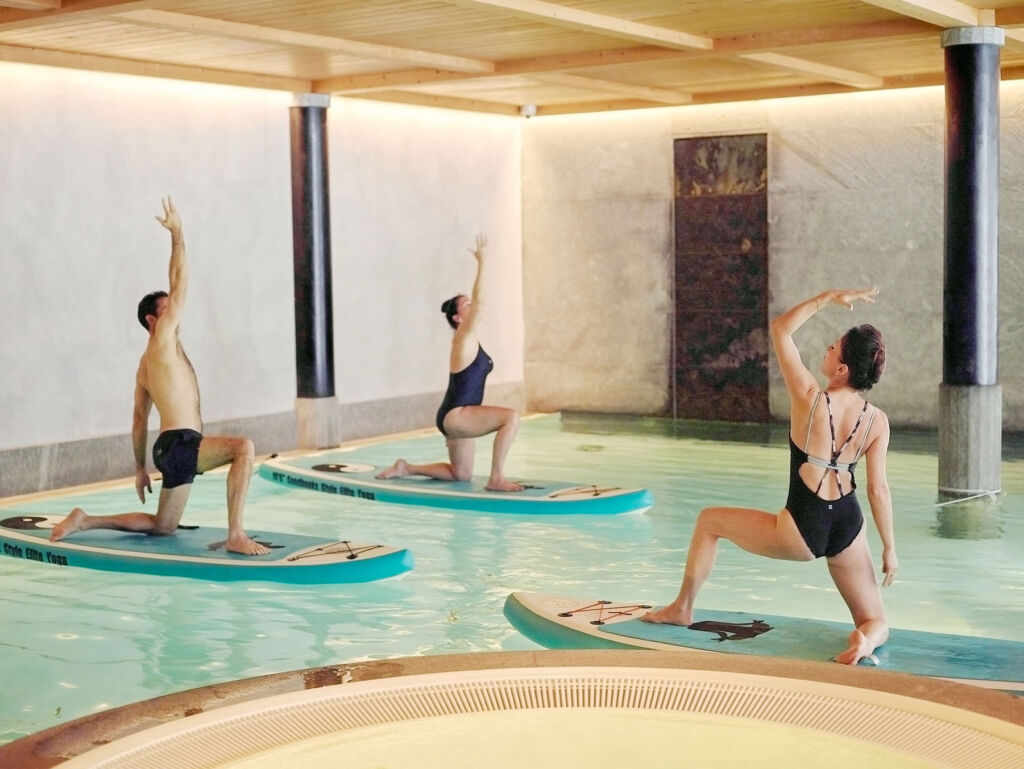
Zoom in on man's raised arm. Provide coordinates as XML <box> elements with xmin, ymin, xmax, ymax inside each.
<box><xmin>155</xmin><ymin>196</ymin><xmax>188</xmax><ymax>334</ymax></box>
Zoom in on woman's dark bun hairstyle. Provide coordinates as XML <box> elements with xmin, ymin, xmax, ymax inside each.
<box><xmin>441</xmin><ymin>296</ymin><xmax>461</xmax><ymax>330</ymax></box>
<box><xmin>841</xmin><ymin>324</ymin><xmax>886</xmax><ymax>391</ymax></box>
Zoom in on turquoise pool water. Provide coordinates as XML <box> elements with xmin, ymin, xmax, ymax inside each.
<box><xmin>1</xmin><ymin>413</ymin><xmax>1022</xmax><ymax>744</ymax></box>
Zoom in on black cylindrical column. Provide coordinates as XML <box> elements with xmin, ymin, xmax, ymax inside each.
<box><xmin>938</xmin><ymin>26</ymin><xmax>1003</xmax><ymax>507</ymax></box>
<box><xmin>943</xmin><ymin>28</ymin><xmax>1000</xmax><ymax>386</ymax></box>
<box><xmin>289</xmin><ymin>93</ymin><xmax>339</xmax><ymax>449</ymax></box>
<box><xmin>290</xmin><ymin>94</ymin><xmax>335</xmax><ymax>399</ymax></box>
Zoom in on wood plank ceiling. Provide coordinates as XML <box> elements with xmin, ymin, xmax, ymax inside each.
<box><xmin>3</xmin><ymin>0</ymin><xmax>1024</xmax><ymax>115</ymax></box>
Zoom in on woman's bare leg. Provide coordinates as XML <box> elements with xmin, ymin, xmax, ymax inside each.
<box><xmin>827</xmin><ymin>527</ymin><xmax>889</xmax><ymax>664</ymax></box>
<box><xmin>376</xmin><ymin>437</ymin><xmax>475</xmax><ymax>481</ymax></box>
<box><xmin>443</xmin><ymin>405</ymin><xmax>523</xmax><ymax>491</ymax></box>
<box><xmin>643</xmin><ymin>506</ymin><xmax>814</xmax><ymax>626</ymax></box>
<box><xmin>378</xmin><ymin>406</ymin><xmax>523</xmax><ymax>491</ymax></box>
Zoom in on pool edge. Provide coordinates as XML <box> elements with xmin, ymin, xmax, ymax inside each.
<box><xmin>2</xmin><ymin>648</ymin><xmax>1021</xmax><ymax>768</ymax></box>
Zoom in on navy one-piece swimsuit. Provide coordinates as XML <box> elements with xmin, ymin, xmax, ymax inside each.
<box><xmin>435</xmin><ymin>345</ymin><xmax>493</xmax><ymax>436</ymax></box>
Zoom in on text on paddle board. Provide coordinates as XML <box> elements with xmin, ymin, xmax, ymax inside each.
<box><xmin>271</xmin><ymin>472</ymin><xmax>376</xmax><ymax>500</ymax></box>
<box><xmin>3</xmin><ymin>542</ymin><xmax>68</xmax><ymax>566</ymax></box>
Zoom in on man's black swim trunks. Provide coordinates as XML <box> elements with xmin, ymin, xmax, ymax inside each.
<box><xmin>152</xmin><ymin>428</ymin><xmax>202</xmax><ymax>488</ymax></box>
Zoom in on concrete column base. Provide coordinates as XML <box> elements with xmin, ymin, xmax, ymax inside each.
<box><xmin>937</xmin><ymin>383</ymin><xmax>1001</xmax><ymax>497</ymax></box>
<box><xmin>296</xmin><ymin>397</ymin><xmax>341</xmax><ymax>450</ymax></box>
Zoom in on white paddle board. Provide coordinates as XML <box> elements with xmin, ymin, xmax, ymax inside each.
<box><xmin>504</xmin><ymin>591</ymin><xmax>1024</xmax><ymax>692</ymax></box>
<box><xmin>0</xmin><ymin>513</ymin><xmax>413</xmax><ymax>583</ymax></box>
<box><xmin>260</xmin><ymin>449</ymin><xmax>652</xmax><ymax>515</ymax></box>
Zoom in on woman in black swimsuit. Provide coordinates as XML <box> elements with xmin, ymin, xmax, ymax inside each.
<box><xmin>644</xmin><ymin>288</ymin><xmax>898</xmax><ymax>665</ymax></box>
<box><xmin>376</xmin><ymin>235</ymin><xmax>524</xmax><ymax>492</ymax></box>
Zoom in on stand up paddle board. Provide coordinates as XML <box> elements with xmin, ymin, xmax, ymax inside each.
<box><xmin>504</xmin><ymin>591</ymin><xmax>1024</xmax><ymax>692</ymax></box>
<box><xmin>0</xmin><ymin>514</ymin><xmax>413</xmax><ymax>583</ymax></box>
<box><xmin>259</xmin><ymin>450</ymin><xmax>652</xmax><ymax>515</ymax></box>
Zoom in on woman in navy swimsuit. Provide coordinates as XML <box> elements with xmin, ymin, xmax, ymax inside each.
<box><xmin>644</xmin><ymin>288</ymin><xmax>898</xmax><ymax>665</ymax></box>
<box><xmin>376</xmin><ymin>235</ymin><xmax>524</xmax><ymax>492</ymax></box>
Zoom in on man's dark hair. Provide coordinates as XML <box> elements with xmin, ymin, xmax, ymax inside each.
<box><xmin>137</xmin><ymin>291</ymin><xmax>168</xmax><ymax>330</ymax></box>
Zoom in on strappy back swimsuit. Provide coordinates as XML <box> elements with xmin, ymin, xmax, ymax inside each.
<box><xmin>435</xmin><ymin>345</ymin><xmax>493</xmax><ymax>436</ymax></box>
<box><xmin>785</xmin><ymin>391</ymin><xmax>876</xmax><ymax>558</ymax></box>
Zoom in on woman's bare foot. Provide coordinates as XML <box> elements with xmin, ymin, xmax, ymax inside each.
<box><xmin>50</xmin><ymin>508</ymin><xmax>87</xmax><ymax>541</ymax></box>
<box><xmin>835</xmin><ymin>629</ymin><xmax>874</xmax><ymax>665</ymax></box>
<box><xmin>376</xmin><ymin>459</ymin><xmax>410</xmax><ymax>480</ymax></box>
<box><xmin>485</xmin><ymin>477</ymin><xmax>525</xmax><ymax>492</ymax></box>
<box><xmin>641</xmin><ymin>603</ymin><xmax>692</xmax><ymax>626</ymax></box>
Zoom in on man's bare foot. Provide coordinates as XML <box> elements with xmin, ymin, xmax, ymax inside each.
<box><xmin>376</xmin><ymin>459</ymin><xmax>410</xmax><ymax>480</ymax></box>
<box><xmin>50</xmin><ymin>508</ymin><xmax>87</xmax><ymax>542</ymax></box>
<box><xmin>223</xmin><ymin>533</ymin><xmax>270</xmax><ymax>556</ymax></box>
<box><xmin>485</xmin><ymin>478</ymin><xmax>525</xmax><ymax>492</ymax></box>
<box><xmin>835</xmin><ymin>629</ymin><xmax>874</xmax><ymax>665</ymax></box>
<box><xmin>641</xmin><ymin>604</ymin><xmax>692</xmax><ymax>626</ymax></box>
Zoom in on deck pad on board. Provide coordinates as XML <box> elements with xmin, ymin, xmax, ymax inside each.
<box><xmin>260</xmin><ymin>448</ymin><xmax>652</xmax><ymax>515</ymax></box>
<box><xmin>503</xmin><ymin>592</ymin><xmax>1024</xmax><ymax>690</ymax></box>
<box><xmin>0</xmin><ymin>514</ymin><xmax>412</xmax><ymax>583</ymax></box>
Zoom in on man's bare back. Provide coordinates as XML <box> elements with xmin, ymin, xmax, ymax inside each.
<box><xmin>138</xmin><ymin>329</ymin><xmax>202</xmax><ymax>433</ymax></box>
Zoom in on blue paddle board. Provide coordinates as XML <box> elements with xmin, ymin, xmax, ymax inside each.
<box><xmin>504</xmin><ymin>592</ymin><xmax>1024</xmax><ymax>692</ymax></box>
<box><xmin>259</xmin><ymin>450</ymin><xmax>652</xmax><ymax>515</ymax></box>
<box><xmin>0</xmin><ymin>514</ymin><xmax>413</xmax><ymax>583</ymax></box>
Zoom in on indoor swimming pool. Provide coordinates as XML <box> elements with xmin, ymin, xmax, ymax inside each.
<box><xmin>1</xmin><ymin>413</ymin><xmax>1021</xmax><ymax>745</ymax></box>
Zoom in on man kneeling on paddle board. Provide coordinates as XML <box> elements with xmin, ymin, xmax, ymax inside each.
<box><xmin>50</xmin><ymin>198</ymin><xmax>268</xmax><ymax>556</ymax></box>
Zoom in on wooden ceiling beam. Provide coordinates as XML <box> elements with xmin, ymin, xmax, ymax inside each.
<box><xmin>535</xmin><ymin>97</ymin><xmax>671</xmax><ymax>115</ymax></box>
<box><xmin>542</xmin><ymin>68</ymin><xmax>969</xmax><ymax>116</ymax></box>
<box><xmin>0</xmin><ymin>0</ymin><xmax>164</xmax><ymax>30</ymax></box>
<box><xmin>714</xmin><ymin>18</ymin><xmax>934</xmax><ymax>52</ymax></box>
<box><xmin>857</xmin><ymin>0</ymin><xmax>982</xmax><ymax>27</ymax></box>
<box><xmin>316</xmin><ymin>68</ymin><xmax>479</xmax><ymax>94</ymax></box>
<box><xmin>0</xmin><ymin>1</ymin><xmax>61</xmax><ymax>10</ymax></box>
<box><xmin>540</xmin><ymin>66</ymin><xmax>972</xmax><ymax>117</ymax></box>
<box><xmin>446</xmin><ymin>4</ymin><xmax>884</xmax><ymax>95</ymax></box>
<box><xmin>739</xmin><ymin>51</ymin><xmax>884</xmax><ymax>88</ymax></box>
<box><xmin>499</xmin><ymin>45</ymin><xmax>696</xmax><ymax>71</ymax></box>
<box><xmin>350</xmin><ymin>89</ymin><xmax>521</xmax><ymax>115</ymax></box>
<box><xmin>114</xmin><ymin>9</ymin><xmax>494</xmax><ymax>72</ymax></box>
<box><xmin>1001</xmin><ymin>28</ymin><xmax>1024</xmax><ymax>53</ymax></box>
<box><xmin>863</xmin><ymin>3</ymin><xmax>1021</xmax><ymax>52</ymax></box>
<box><xmin>995</xmin><ymin>5</ymin><xmax>1024</xmax><ymax>25</ymax></box>
<box><xmin>315</xmin><ymin>46</ymin><xmax>696</xmax><ymax>94</ymax></box>
<box><xmin>446</xmin><ymin>0</ymin><xmax>713</xmax><ymax>50</ymax></box>
<box><xmin>319</xmin><ymin>13</ymin><xmax>924</xmax><ymax>99</ymax></box>
<box><xmin>0</xmin><ymin>40</ymin><xmax>311</xmax><ymax>90</ymax></box>
<box><xmin>533</xmin><ymin>72</ymin><xmax>691</xmax><ymax>104</ymax></box>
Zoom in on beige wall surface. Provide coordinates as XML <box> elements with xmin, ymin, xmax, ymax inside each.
<box><xmin>522</xmin><ymin>110</ymin><xmax>674</xmax><ymax>414</ymax></box>
<box><xmin>522</xmin><ymin>85</ymin><xmax>1024</xmax><ymax>430</ymax></box>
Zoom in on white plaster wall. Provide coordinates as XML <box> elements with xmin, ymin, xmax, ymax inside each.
<box><xmin>522</xmin><ymin>85</ymin><xmax>1024</xmax><ymax>429</ymax></box>
<box><xmin>0</xmin><ymin>66</ymin><xmax>523</xmax><ymax>455</ymax></box>
<box><xmin>329</xmin><ymin>98</ymin><xmax>523</xmax><ymax>405</ymax></box>
<box><xmin>0</xmin><ymin>63</ymin><xmax>295</xmax><ymax>451</ymax></box>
